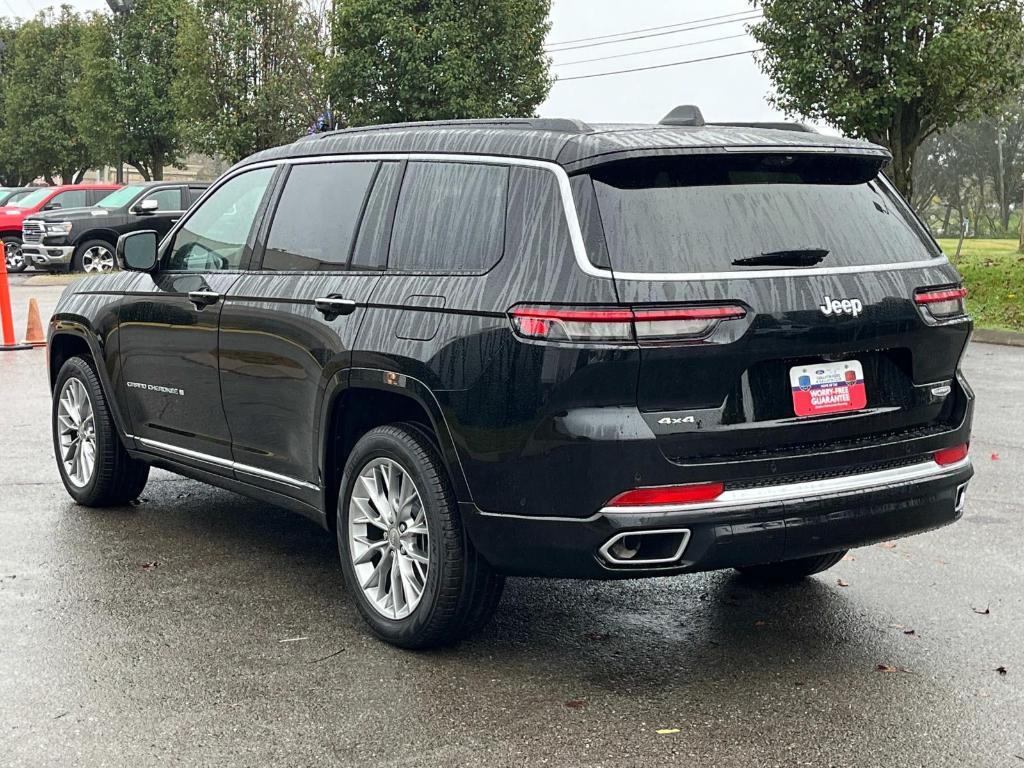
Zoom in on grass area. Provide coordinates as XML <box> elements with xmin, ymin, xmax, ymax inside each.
<box><xmin>937</xmin><ymin>238</ymin><xmax>1023</xmax><ymax>333</ymax></box>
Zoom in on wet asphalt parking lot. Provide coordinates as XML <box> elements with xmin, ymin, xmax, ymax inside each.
<box><xmin>1</xmin><ymin>276</ymin><xmax>1022</xmax><ymax>767</ymax></box>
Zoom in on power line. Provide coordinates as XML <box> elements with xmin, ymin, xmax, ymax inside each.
<box><xmin>554</xmin><ymin>48</ymin><xmax>763</xmax><ymax>82</ymax></box>
<box><xmin>552</xmin><ymin>32</ymin><xmax>750</xmax><ymax>67</ymax></box>
<box><xmin>545</xmin><ymin>13</ymin><xmax>763</xmax><ymax>53</ymax></box>
<box><xmin>546</xmin><ymin>9</ymin><xmax>758</xmax><ymax>48</ymax></box>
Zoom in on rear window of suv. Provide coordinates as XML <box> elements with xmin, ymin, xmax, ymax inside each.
<box><xmin>585</xmin><ymin>153</ymin><xmax>940</xmax><ymax>275</ymax></box>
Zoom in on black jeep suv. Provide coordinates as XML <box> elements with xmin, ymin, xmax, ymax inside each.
<box><xmin>47</xmin><ymin>109</ymin><xmax>974</xmax><ymax>648</ymax></box>
<box><xmin>24</xmin><ymin>181</ymin><xmax>208</xmax><ymax>273</ymax></box>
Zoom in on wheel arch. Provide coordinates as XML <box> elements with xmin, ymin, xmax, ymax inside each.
<box><xmin>318</xmin><ymin>368</ymin><xmax>472</xmax><ymax>531</ymax></box>
<box><xmin>73</xmin><ymin>229</ymin><xmax>120</xmax><ymax>251</ymax></box>
<box><xmin>49</xmin><ymin>323</ymin><xmax>134</xmax><ymax>443</ymax></box>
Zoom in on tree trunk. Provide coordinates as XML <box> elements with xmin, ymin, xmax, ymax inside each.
<box><xmin>129</xmin><ymin>163</ymin><xmax>152</xmax><ymax>181</ymax></box>
<box><xmin>152</xmin><ymin>153</ymin><xmax>164</xmax><ymax>181</ymax></box>
<box><xmin>941</xmin><ymin>203</ymin><xmax>953</xmax><ymax>237</ymax></box>
<box><xmin>73</xmin><ymin>168</ymin><xmax>88</xmax><ymax>184</ymax></box>
<box><xmin>888</xmin><ymin>142</ymin><xmax>914</xmax><ymax>201</ymax></box>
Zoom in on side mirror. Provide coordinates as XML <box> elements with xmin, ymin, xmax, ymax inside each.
<box><xmin>118</xmin><ymin>230</ymin><xmax>159</xmax><ymax>272</ymax></box>
<box><xmin>135</xmin><ymin>198</ymin><xmax>159</xmax><ymax>214</ymax></box>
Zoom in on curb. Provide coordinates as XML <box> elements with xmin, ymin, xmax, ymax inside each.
<box><xmin>973</xmin><ymin>328</ymin><xmax>1024</xmax><ymax>348</ymax></box>
<box><xmin>23</xmin><ymin>274</ymin><xmax>79</xmax><ymax>287</ymax></box>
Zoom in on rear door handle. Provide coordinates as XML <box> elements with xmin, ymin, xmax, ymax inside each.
<box><xmin>314</xmin><ymin>296</ymin><xmax>357</xmax><ymax>319</ymax></box>
<box><xmin>187</xmin><ymin>290</ymin><xmax>221</xmax><ymax>309</ymax></box>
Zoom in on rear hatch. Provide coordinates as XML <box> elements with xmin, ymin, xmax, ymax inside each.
<box><xmin>577</xmin><ymin>151</ymin><xmax>971</xmax><ymax>468</ymax></box>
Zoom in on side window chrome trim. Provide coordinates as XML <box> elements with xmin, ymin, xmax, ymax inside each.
<box><xmin>179</xmin><ymin>152</ymin><xmax>950</xmax><ymax>282</ymax></box>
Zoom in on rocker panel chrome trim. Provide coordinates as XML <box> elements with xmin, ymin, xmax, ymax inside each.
<box><xmin>128</xmin><ymin>435</ymin><xmax>320</xmax><ymax>492</ymax></box>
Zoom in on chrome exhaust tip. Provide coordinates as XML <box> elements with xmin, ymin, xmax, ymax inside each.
<box><xmin>599</xmin><ymin>529</ymin><xmax>691</xmax><ymax>567</ymax></box>
<box><xmin>955</xmin><ymin>482</ymin><xmax>969</xmax><ymax>514</ymax></box>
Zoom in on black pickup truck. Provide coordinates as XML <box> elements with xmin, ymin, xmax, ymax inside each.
<box><xmin>24</xmin><ymin>181</ymin><xmax>208</xmax><ymax>272</ymax></box>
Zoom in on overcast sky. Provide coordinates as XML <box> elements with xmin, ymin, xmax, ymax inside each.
<box><xmin>541</xmin><ymin>0</ymin><xmax>787</xmax><ymax>126</ymax></box>
<box><xmin>0</xmin><ymin>0</ymin><xmax>790</xmax><ymax>128</ymax></box>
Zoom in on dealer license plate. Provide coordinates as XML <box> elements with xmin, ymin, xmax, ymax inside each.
<box><xmin>789</xmin><ymin>360</ymin><xmax>867</xmax><ymax>417</ymax></box>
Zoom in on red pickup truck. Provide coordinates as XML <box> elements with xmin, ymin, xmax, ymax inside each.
<box><xmin>2</xmin><ymin>184</ymin><xmax>120</xmax><ymax>272</ymax></box>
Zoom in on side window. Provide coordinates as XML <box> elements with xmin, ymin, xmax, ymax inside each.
<box><xmin>143</xmin><ymin>187</ymin><xmax>184</xmax><ymax>211</ymax></box>
<box><xmin>164</xmin><ymin>167</ymin><xmax>274</xmax><ymax>272</ymax></box>
<box><xmin>351</xmin><ymin>162</ymin><xmax>402</xmax><ymax>270</ymax></box>
<box><xmin>187</xmin><ymin>187</ymin><xmax>207</xmax><ymax>207</ymax></box>
<box><xmin>48</xmin><ymin>190</ymin><xmax>89</xmax><ymax>209</ymax></box>
<box><xmin>262</xmin><ymin>161</ymin><xmax>376</xmax><ymax>272</ymax></box>
<box><xmin>388</xmin><ymin>161</ymin><xmax>508</xmax><ymax>273</ymax></box>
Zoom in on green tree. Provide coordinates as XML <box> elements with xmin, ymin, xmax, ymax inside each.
<box><xmin>5</xmin><ymin>8</ymin><xmax>95</xmax><ymax>183</ymax></box>
<box><xmin>0</xmin><ymin>19</ymin><xmax>34</xmax><ymax>185</ymax></box>
<box><xmin>751</xmin><ymin>0</ymin><xmax>1024</xmax><ymax>199</ymax></box>
<box><xmin>328</xmin><ymin>0</ymin><xmax>552</xmax><ymax>127</ymax></box>
<box><xmin>173</xmin><ymin>0</ymin><xmax>325</xmax><ymax>163</ymax></box>
<box><xmin>74</xmin><ymin>0</ymin><xmax>186</xmax><ymax>180</ymax></box>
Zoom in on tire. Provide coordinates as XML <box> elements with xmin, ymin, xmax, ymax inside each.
<box><xmin>72</xmin><ymin>239</ymin><xmax>117</xmax><ymax>273</ymax></box>
<box><xmin>52</xmin><ymin>356</ymin><xmax>149</xmax><ymax>506</ymax></box>
<box><xmin>736</xmin><ymin>550</ymin><xmax>848</xmax><ymax>583</ymax></box>
<box><xmin>3</xmin><ymin>236</ymin><xmax>27</xmax><ymax>273</ymax></box>
<box><xmin>337</xmin><ymin>424</ymin><xmax>504</xmax><ymax>649</ymax></box>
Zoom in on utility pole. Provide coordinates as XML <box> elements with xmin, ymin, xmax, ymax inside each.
<box><xmin>1019</xmin><ymin>172</ymin><xmax>1024</xmax><ymax>253</ymax></box>
<box><xmin>106</xmin><ymin>0</ymin><xmax>134</xmax><ymax>183</ymax></box>
<box><xmin>996</xmin><ymin>123</ymin><xmax>1007</xmax><ymax>233</ymax></box>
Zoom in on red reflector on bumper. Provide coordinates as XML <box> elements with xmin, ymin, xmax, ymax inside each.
<box><xmin>607</xmin><ymin>482</ymin><xmax>725</xmax><ymax>507</ymax></box>
<box><xmin>934</xmin><ymin>443</ymin><xmax>969</xmax><ymax>466</ymax></box>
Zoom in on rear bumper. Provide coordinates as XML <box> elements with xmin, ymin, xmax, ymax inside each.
<box><xmin>462</xmin><ymin>457</ymin><xmax>972</xmax><ymax>579</ymax></box>
<box><xmin>24</xmin><ymin>243</ymin><xmax>73</xmax><ymax>266</ymax></box>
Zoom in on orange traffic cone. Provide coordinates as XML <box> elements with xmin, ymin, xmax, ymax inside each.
<box><xmin>22</xmin><ymin>297</ymin><xmax>46</xmax><ymax>347</ymax></box>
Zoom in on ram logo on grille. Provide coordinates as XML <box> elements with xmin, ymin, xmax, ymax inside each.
<box><xmin>22</xmin><ymin>220</ymin><xmax>44</xmax><ymax>244</ymax></box>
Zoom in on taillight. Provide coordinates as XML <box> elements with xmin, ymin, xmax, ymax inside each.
<box><xmin>915</xmin><ymin>285</ymin><xmax>967</xmax><ymax>320</ymax></box>
<box><xmin>509</xmin><ymin>305</ymin><xmax>745</xmax><ymax>343</ymax></box>
<box><xmin>606</xmin><ymin>482</ymin><xmax>725</xmax><ymax>507</ymax></box>
<box><xmin>934</xmin><ymin>443</ymin><xmax>969</xmax><ymax>466</ymax></box>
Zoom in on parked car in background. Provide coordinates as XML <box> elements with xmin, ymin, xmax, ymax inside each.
<box><xmin>1</xmin><ymin>184</ymin><xmax>120</xmax><ymax>272</ymax></box>
<box><xmin>0</xmin><ymin>187</ymin><xmax>41</xmax><ymax>207</ymax></box>
<box><xmin>24</xmin><ymin>181</ymin><xmax>209</xmax><ymax>273</ymax></box>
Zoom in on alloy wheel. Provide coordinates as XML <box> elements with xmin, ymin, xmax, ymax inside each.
<box><xmin>5</xmin><ymin>242</ymin><xmax>24</xmax><ymax>270</ymax></box>
<box><xmin>81</xmin><ymin>245</ymin><xmax>116</xmax><ymax>273</ymax></box>
<box><xmin>57</xmin><ymin>377</ymin><xmax>97</xmax><ymax>488</ymax></box>
<box><xmin>348</xmin><ymin>458</ymin><xmax>430</xmax><ymax>620</ymax></box>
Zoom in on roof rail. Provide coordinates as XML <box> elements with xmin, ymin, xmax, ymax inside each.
<box><xmin>301</xmin><ymin>117</ymin><xmax>593</xmax><ymax>141</ymax></box>
<box><xmin>707</xmin><ymin>121</ymin><xmax>817</xmax><ymax>133</ymax></box>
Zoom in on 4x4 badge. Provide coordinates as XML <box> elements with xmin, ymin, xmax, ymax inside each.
<box><xmin>819</xmin><ymin>295</ymin><xmax>863</xmax><ymax>317</ymax></box>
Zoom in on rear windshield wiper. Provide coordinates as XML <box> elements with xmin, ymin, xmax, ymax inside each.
<box><xmin>731</xmin><ymin>249</ymin><xmax>830</xmax><ymax>268</ymax></box>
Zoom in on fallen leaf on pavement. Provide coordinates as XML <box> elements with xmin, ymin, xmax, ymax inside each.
<box><xmin>875</xmin><ymin>664</ymin><xmax>910</xmax><ymax>673</ymax></box>
<box><xmin>656</xmin><ymin>728</ymin><xmax>680</xmax><ymax>735</ymax></box>
<box><xmin>973</xmin><ymin>606</ymin><xmax>991</xmax><ymax>615</ymax></box>
<box><xmin>842</xmin><ymin>554</ymin><xmax>856</xmax><ymax>562</ymax></box>
<box><xmin>903</xmin><ymin>629</ymin><xmax>916</xmax><ymax>636</ymax></box>
<box><xmin>754</xmin><ymin>620</ymin><xmax>767</xmax><ymax>627</ymax></box>
<box><xmin>881</xmin><ymin>542</ymin><xmax>897</xmax><ymax>549</ymax></box>
<box><xmin>991</xmin><ymin>453</ymin><xmax>1000</xmax><ymax>461</ymax></box>
<box><xmin>837</xmin><ymin>579</ymin><xmax>849</xmax><ymax>587</ymax></box>
<box><xmin>565</xmin><ymin>699</ymin><xmax>587</xmax><ymax>709</ymax></box>
<box><xmin>996</xmin><ymin>666</ymin><xmax>1008</xmax><ymax>675</ymax></box>
<box><xmin>140</xmin><ymin>561</ymin><xmax>158</xmax><ymax>571</ymax></box>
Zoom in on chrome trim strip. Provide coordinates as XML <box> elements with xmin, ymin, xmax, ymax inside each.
<box><xmin>600</xmin><ymin>457</ymin><xmax>972</xmax><ymax>516</ymax></box>
<box><xmin>598</xmin><ymin>529</ymin><xmax>691</xmax><ymax>566</ymax></box>
<box><xmin>129</xmin><ymin>435</ymin><xmax>320</xmax><ymax>492</ymax></box>
<box><xmin>605</xmin><ymin>258</ymin><xmax>949</xmax><ymax>282</ymax></box>
<box><xmin>186</xmin><ymin>151</ymin><xmax>948</xmax><ymax>282</ymax></box>
<box><xmin>478</xmin><ymin>457</ymin><xmax>970</xmax><ymax>523</ymax></box>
